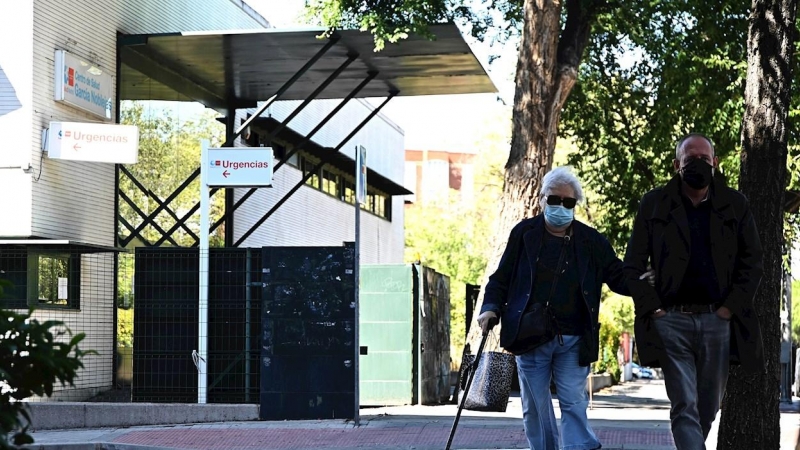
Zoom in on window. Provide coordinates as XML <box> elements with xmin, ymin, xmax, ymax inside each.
<box><xmin>322</xmin><ymin>169</ymin><xmax>339</xmax><ymax>197</ymax></box>
<box><xmin>342</xmin><ymin>179</ymin><xmax>355</xmax><ymax>204</ymax></box>
<box><xmin>271</xmin><ymin>144</ymin><xmax>286</xmax><ymax>161</ymax></box>
<box><xmin>285</xmin><ymin>152</ymin><xmax>299</xmax><ymax>167</ymax></box>
<box><xmin>0</xmin><ymin>249</ymin><xmax>80</xmax><ymax>309</ymax></box>
<box><xmin>363</xmin><ymin>193</ymin><xmax>375</xmax><ymax>213</ymax></box>
<box><xmin>0</xmin><ymin>249</ymin><xmax>28</xmax><ymax>309</ymax></box>
<box><xmin>301</xmin><ymin>157</ymin><xmax>320</xmax><ymax>189</ymax></box>
<box><xmin>28</xmin><ymin>252</ymin><xmax>80</xmax><ymax>308</ymax></box>
<box><xmin>295</xmin><ymin>153</ymin><xmax>392</xmax><ymax>221</ymax></box>
<box><xmin>374</xmin><ymin>194</ymin><xmax>386</xmax><ymax>218</ymax></box>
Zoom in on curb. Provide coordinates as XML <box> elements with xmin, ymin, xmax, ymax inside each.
<box><xmin>28</xmin><ymin>444</ymin><xmax>175</xmax><ymax>450</ymax></box>
<box><xmin>23</xmin><ymin>403</ymin><xmax>259</xmax><ymax>431</ymax></box>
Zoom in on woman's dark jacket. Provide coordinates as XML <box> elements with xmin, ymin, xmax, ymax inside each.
<box><xmin>480</xmin><ymin>215</ymin><xmax>629</xmax><ymax>366</ymax></box>
<box><xmin>623</xmin><ymin>175</ymin><xmax>764</xmax><ymax>373</ymax></box>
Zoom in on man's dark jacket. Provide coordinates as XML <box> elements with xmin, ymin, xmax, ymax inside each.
<box><xmin>480</xmin><ymin>215</ymin><xmax>629</xmax><ymax>366</ymax></box>
<box><xmin>623</xmin><ymin>175</ymin><xmax>764</xmax><ymax>373</ymax></box>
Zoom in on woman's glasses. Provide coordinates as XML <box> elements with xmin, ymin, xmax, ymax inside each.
<box><xmin>546</xmin><ymin>195</ymin><xmax>577</xmax><ymax>209</ymax></box>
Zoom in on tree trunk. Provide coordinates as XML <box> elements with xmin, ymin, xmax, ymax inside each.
<box><xmin>465</xmin><ymin>0</ymin><xmax>598</xmax><ymax>351</ymax></box>
<box><xmin>717</xmin><ymin>1</ymin><xmax>796</xmax><ymax>448</ymax></box>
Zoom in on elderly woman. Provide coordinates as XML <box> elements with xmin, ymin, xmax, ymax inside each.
<box><xmin>477</xmin><ymin>166</ymin><xmax>631</xmax><ymax>450</ymax></box>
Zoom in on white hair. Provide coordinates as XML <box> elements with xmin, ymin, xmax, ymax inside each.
<box><xmin>540</xmin><ymin>166</ymin><xmax>585</xmax><ymax>203</ymax></box>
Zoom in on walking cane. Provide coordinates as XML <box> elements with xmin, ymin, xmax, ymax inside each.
<box><xmin>445</xmin><ymin>318</ymin><xmax>498</xmax><ymax>450</ymax></box>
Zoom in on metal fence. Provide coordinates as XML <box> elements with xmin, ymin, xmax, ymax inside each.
<box><xmin>130</xmin><ymin>248</ymin><xmax>262</xmax><ymax>404</ymax></box>
<box><xmin>0</xmin><ymin>244</ymin><xmax>119</xmax><ymax>402</ymax></box>
<box><xmin>2</xmin><ymin>243</ymin><xmax>438</xmax><ymax>416</ymax></box>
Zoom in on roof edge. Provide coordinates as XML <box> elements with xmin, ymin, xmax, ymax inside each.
<box><xmin>233</xmin><ymin>0</ymin><xmax>271</xmax><ymax>29</ymax></box>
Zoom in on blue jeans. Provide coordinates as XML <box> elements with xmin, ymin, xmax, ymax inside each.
<box><xmin>516</xmin><ymin>336</ymin><xmax>599</xmax><ymax>450</ymax></box>
<box><xmin>652</xmin><ymin>311</ymin><xmax>730</xmax><ymax>450</ymax></box>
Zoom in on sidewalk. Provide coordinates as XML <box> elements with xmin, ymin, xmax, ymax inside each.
<box><xmin>27</xmin><ymin>380</ymin><xmax>800</xmax><ymax>450</ymax></box>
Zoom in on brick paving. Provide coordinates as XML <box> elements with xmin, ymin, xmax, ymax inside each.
<box><xmin>110</xmin><ymin>425</ymin><xmax>674</xmax><ymax>449</ymax></box>
<box><xmin>28</xmin><ymin>380</ymin><xmax>800</xmax><ymax>450</ymax></box>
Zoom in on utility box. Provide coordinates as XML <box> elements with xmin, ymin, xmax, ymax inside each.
<box><xmin>360</xmin><ymin>264</ymin><xmax>450</xmax><ymax>406</ymax></box>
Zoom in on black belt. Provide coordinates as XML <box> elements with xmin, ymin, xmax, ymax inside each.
<box><xmin>666</xmin><ymin>303</ymin><xmax>721</xmax><ymax>314</ymax></box>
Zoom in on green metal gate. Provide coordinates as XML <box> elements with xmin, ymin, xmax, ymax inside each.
<box><xmin>360</xmin><ymin>264</ymin><xmax>451</xmax><ymax>406</ymax></box>
<box><xmin>359</xmin><ymin>264</ymin><xmax>417</xmax><ymax>406</ymax></box>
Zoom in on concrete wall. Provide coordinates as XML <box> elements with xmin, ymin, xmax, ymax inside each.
<box><xmin>0</xmin><ymin>2</ymin><xmax>34</xmax><ymax>237</ymax></box>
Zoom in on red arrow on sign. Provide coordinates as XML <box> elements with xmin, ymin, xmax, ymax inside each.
<box><xmin>73</xmin><ymin>144</ymin><xmax>81</xmax><ymax>151</ymax></box>
<box><xmin>222</xmin><ymin>170</ymin><xmax>230</xmax><ymax>178</ymax></box>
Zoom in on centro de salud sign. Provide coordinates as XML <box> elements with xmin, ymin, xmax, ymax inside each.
<box><xmin>206</xmin><ymin>147</ymin><xmax>274</xmax><ymax>187</ymax></box>
<box><xmin>54</xmin><ymin>50</ymin><xmax>113</xmax><ymax>120</ymax></box>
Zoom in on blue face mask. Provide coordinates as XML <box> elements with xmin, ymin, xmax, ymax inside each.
<box><xmin>544</xmin><ymin>204</ymin><xmax>574</xmax><ymax>228</ymax></box>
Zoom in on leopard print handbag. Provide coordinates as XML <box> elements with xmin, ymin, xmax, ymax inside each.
<box><xmin>458</xmin><ymin>333</ymin><xmax>516</xmax><ymax>412</ymax></box>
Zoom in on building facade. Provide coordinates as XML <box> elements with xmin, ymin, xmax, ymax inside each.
<box><xmin>0</xmin><ymin>0</ymin><xmax>407</xmax><ymax>401</ymax></box>
<box><xmin>404</xmin><ymin>148</ymin><xmax>476</xmax><ymax>205</ymax></box>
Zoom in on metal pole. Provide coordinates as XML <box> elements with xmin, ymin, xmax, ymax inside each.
<box><xmin>782</xmin><ymin>269</ymin><xmax>792</xmax><ymax>402</ymax></box>
<box><xmin>224</xmin><ymin>109</ymin><xmax>236</xmax><ymax>247</ymax></box>
<box><xmin>245</xmin><ymin>248</ymin><xmax>252</xmax><ymax>403</ymax></box>
<box><xmin>445</xmin><ymin>329</ymin><xmax>492</xmax><ymax>450</ymax></box>
<box><xmin>789</xmin><ymin>271</ymin><xmax>794</xmax><ymax>399</ymax></box>
<box><xmin>198</xmin><ymin>139</ymin><xmax>210</xmax><ymax>404</ymax></box>
<box><xmin>353</xmin><ymin>146</ymin><xmax>362</xmax><ymax>426</ymax></box>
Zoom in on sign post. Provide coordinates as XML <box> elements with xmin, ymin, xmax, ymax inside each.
<box><xmin>198</xmin><ymin>140</ymin><xmax>210</xmax><ymax>404</ymax></box>
<box><xmin>198</xmin><ymin>141</ymin><xmax>273</xmax><ymax>404</ymax></box>
<box><xmin>354</xmin><ymin>145</ymin><xmax>366</xmax><ymax>425</ymax></box>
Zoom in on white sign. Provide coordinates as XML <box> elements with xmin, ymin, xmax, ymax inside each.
<box><xmin>54</xmin><ymin>50</ymin><xmax>113</xmax><ymax>120</ymax></box>
<box><xmin>356</xmin><ymin>145</ymin><xmax>367</xmax><ymax>205</ymax></box>
<box><xmin>46</xmin><ymin>121</ymin><xmax>139</xmax><ymax>164</ymax></box>
<box><xmin>57</xmin><ymin>277</ymin><xmax>68</xmax><ymax>300</ymax></box>
<box><xmin>206</xmin><ymin>147</ymin><xmax>274</xmax><ymax>187</ymax></box>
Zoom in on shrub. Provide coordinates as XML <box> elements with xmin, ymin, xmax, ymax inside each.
<box><xmin>592</xmin><ymin>293</ymin><xmax>634</xmax><ymax>382</ymax></box>
<box><xmin>117</xmin><ymin>308</ymin><xmax>134</xmax><ymax>348</ymax></box>
<box><xmin>0</xmin><ymin>280</ymin><xmax>91</xmax><ymax>449</ymax></box>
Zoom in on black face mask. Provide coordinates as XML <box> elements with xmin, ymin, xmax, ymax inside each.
<box><xmin>681</xmin><ymin>158</ymin><xmax>713</xmax><ymax>189</ymax></box>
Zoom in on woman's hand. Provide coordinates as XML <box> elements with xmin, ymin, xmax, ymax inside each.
<box><xmin>477</xmin><ymin>311</ymin><xmax>499</xmax><ymax>335</ymax></box>
<box><xmin>639</xmin><ymin>265</ymin><xmax>656</xmax><ymax>287</ymax></box>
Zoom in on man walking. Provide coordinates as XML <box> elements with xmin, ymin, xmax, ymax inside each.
<box><xmin>624</xmin><ymin>133</ymin><xmax>764</xmax><ymax>450</ymax></box>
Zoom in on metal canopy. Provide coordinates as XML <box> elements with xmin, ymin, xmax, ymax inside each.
<box><xmin>119</xmin><ymin>23</ymin><xmax>497</xmax><ymax>109</ymax></box>
<box><xmin>0</xmin><ymin>239</ymin><xmax>126</xmax><ymax>253</ymax></box>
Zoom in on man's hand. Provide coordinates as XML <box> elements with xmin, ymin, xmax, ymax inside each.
<box><xmin>651</xmin><ymin>308</ymin><xmax>667</xmax><ymax>319</ymax></box>
<box><xmin>639</xmin><ymin>265</ymin><xmax>656</xmax><ymax>287</ymax></box>
<box><xmin>477</xmin><ymin>311</ymin><xmax>499</xmax><ymax>335</ymax></box>
<box><xmin>716</xmin><ymin>306</ymin><xmax>732</xmax><ymax>320</ymax></box>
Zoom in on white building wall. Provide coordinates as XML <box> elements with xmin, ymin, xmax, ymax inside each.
<box><xmin>233</xmin><ymin>157</ymin><xmax>405</xmax><ymax>264</ymax></box>
<box><xmin>10</xmin><ymin>0</ymin><xmax>408</xmax><ymax>400</ymax></box>
<box><xmin>0</xmin><ymin>2</ymin><xmax>34</xmax><ymax>237</ymax></box>
<box><xmin>19</xmin><ymin>0</ymin><xmax>269</xmax><ymax>401</ymax></box>
<box><xmin>233</xmin><ymin>98</ymin><xmax>406</xmax><ymax>264</ymax></box>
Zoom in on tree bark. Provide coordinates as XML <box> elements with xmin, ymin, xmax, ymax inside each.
<box><xmin>466</xmin><ymin>0</ymin><xmax>599</xmax><ymax>351</ymax></box>
<box><xmin>718</xmin><ymin>1</ymin><xmax>796</xmax><ymax>448</ymax></box>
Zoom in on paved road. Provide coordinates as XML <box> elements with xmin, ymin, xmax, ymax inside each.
<box><xmin>28</xmin><ymin>380</ymin><xmax>800</xmax><ymax>450</ymax></box>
